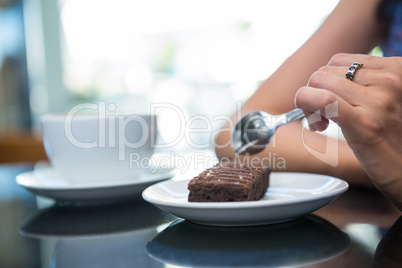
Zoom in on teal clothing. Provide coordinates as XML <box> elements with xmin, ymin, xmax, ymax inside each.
<box><xmin>380</xmin><ymin>0</ymin><xmax>402</xmax><ymax>56</ymax></box>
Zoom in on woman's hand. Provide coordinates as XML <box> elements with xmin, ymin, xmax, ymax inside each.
<box><xmin>295</xmin><ymin>53</ymin><xmax>402</xmax><ymax>211</ymax></box>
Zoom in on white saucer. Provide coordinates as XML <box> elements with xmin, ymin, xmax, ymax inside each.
<box><xmin>16</xmin><ymin>167</ymin><xmax>176</xmax><ymax>205</ymax></box>
<box><xmin>142</xmin><ymin>172</ymin><xmax>348</xmax><ymax>226</ymax></box>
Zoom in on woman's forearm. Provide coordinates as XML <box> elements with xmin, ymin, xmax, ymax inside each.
<box><xmin>215</xmin><ymin>0</ymin><xmax>383</xmax><ymax>187</ymax></box>
<box><xmin>215</xmin><ymin>120</ymin><xmax>372</xmax><ymax>187</ymax></box>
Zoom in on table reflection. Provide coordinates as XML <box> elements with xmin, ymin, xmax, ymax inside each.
<box><xmin>2</xmin><ymin>162</ymin><xmax>401</xmax><ymax>268</ymax></box>
<box><xmin>147</xmin><ymin>215</ymin><xmax>351</xmax><ymax>267</ymax></box>
<box><xmin>372</xmin><ymin>216</ymin><xmax>402</xmax><ymax>267</ymax></box>
<box><xmin>19</xmin><ymin>199</ymin><xmax>176</xmax><ymax>268</ymax></box>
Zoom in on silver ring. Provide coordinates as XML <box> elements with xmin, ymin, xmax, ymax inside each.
<box><xmin>346</xmin><ymin>62</ymin><xmax>363</xmax><ymax>81</ymax></box>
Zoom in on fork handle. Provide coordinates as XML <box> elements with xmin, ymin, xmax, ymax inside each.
<box><xmin>286</xmin><ymin>108</ymin><xmax>305</xmax><ymax>122</ymax></box>
<box><xmin>276</xmin><ymin>108</ymin><xmax>305</xmax><ymax>127</ymax></box>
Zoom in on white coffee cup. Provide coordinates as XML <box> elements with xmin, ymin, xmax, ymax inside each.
<box><xmin>41</xmin><ymin>113</ymin><xmax>157</xmax><ymax>185</ymax></box>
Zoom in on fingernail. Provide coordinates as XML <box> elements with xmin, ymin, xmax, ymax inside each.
<box><xmin>309</xmin><ymin>123</ymin><xmax>317</xmax><ymax>131</ymax></box>
<box><xmin>294</xmin><ymin>89</ymin><xmax>301</xmax><ymax>107</ymax></box>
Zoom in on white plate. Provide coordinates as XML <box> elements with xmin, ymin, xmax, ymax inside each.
<box><xmin>142</xmin><ymin>172</ymin><xmax>348</xmax><ymax>226</ymax></box>
<box><xmin>17</xmin><ymin>167</ymin><xmax>176</xmax><ymax>206</ymax></box>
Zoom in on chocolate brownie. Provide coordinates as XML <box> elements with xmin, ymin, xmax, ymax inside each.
<box><xmin>188</xmin><ymin>160</ymin><xmax>270</xmax><ymax>202</ymax></box>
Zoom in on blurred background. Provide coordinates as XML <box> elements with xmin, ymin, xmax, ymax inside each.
<box><xmin>0</xmin><ymin>0</ymin><xmax>340</xmax><ymax>161</ymax></box>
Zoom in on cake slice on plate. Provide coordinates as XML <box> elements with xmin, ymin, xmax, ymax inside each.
<box><xmin>188</xmin><ymin>159</ymin><xmax>270</xmax><ymax>202</ymax></box>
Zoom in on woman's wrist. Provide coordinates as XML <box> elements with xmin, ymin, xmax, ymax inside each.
<box><xmin>324</xmin><ymin>140</ymin><xmax>372</xmax><ymax>187</ymax></box>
